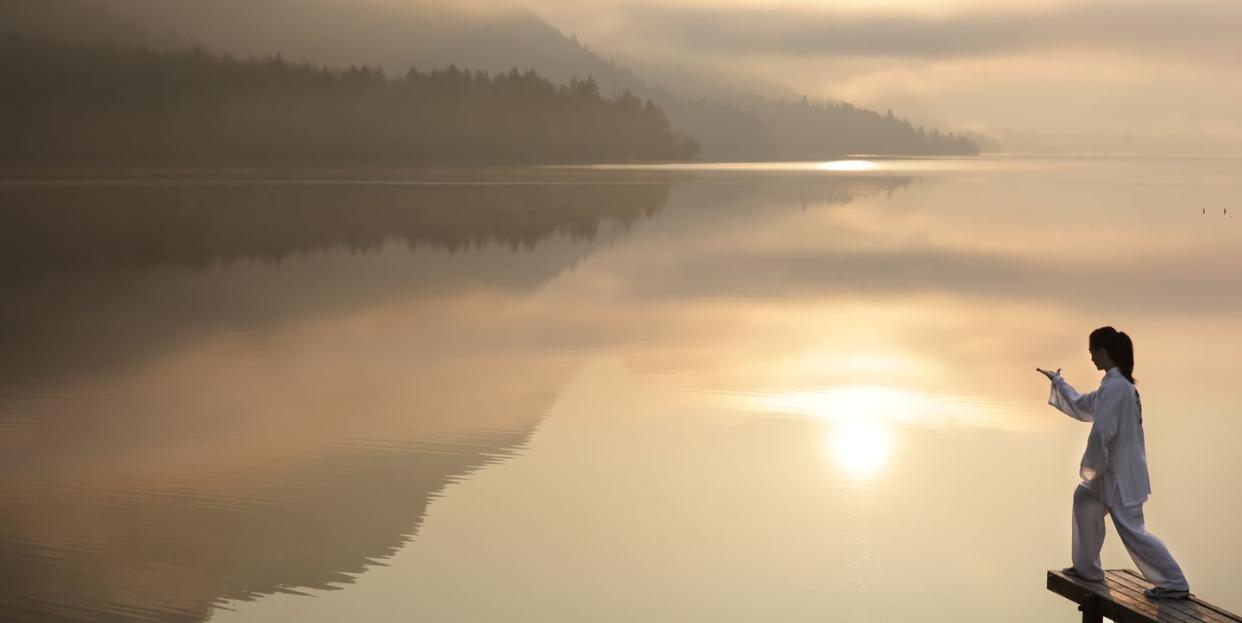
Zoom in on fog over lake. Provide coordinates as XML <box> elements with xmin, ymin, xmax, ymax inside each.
<box><xmin>0</xmin><ymin>158</ymin><xmax>1239</xmax><ymax>622</ymax></box>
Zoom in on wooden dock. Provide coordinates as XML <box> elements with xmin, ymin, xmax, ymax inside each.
<box><xmin>1047</xmin><ymin>569</ymin><xmax>1241</xmax><ymax>623</ymax></box>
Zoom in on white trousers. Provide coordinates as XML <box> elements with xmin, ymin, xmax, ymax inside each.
<box><xmin>1071</xmin><ymin>483</ymin><xmax>1190</xmax><ymax>590</ymax></box>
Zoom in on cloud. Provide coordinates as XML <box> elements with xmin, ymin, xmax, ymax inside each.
<box><xmin>520</xmin><ymin>0</ymin><xmax>1242</xmax><ymax>152</ymax></box>
<box><xmin>606</xmin><ymin>1</ymin><xmax>1242</xmax><ymax>61</ymax></box>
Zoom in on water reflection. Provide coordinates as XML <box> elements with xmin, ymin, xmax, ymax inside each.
<box><xmin>816</xmin><ymin>159</ymin><xmax>875</xmax><ymax>172</ymax></box>
<box><xmin>0</xmin><ymin>175</ymin><xmax>670</xmax><ymax>383</ymax></box>
<box><xmin>0</xmin><ymin>173</ymin><xmax>677</xmax><ymax>622</ymax></box>
<box><xmin>830</xmin><ymin>419</ymin><xmax>892</xmax><ymax>478</ymax></box>
<box><xmin>743</xmin><ymin>386</ymin><xmax>1016</xmax><ymax>432</ymax></box>
<box><xmin>0</xmin><ymin>170</ymin><xmax>914</xmax><ymax>621</ymax></box>
<box><xmin>4</xmin><ymin>160</ymin><xmax>1241</xmax><ymax>622</ymax></box>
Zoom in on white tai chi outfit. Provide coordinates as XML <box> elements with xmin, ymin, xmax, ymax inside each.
<box><xmin>1047</xmin><ymin>367</ymin><xmax>1190</xmax><ymax>591</ymax></box>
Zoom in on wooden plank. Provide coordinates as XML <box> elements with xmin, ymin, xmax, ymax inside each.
<box><xmin>1108</xmin><ymin>571</ymin><xmax>1233</xmax><ymax>623</ymax></box>
<box><xmin>1098</xmin><ymin>577</ymin><xmax>1191</xmax><ymax>623</ymax></box>
<box><xmin>1051</xmin><ymin>570</ymin><xmax>1187</xmax><ymax>623</ymax></box>
<box><xmin>1106</xmin><ymin>572</ymin><xmax>1226</xmax><ymax>623</ymax></box>
<box><xmin>1049</xmin><ymin>569</ymin><xmax>1242</xmax><ymax>623</ymax></box>
<box><xmin>1048</xmin><ymin>570</ymin><xmax>1159</xmax><ymax>623</ymax></box>
<box><xmin>1187</xmin><ymin>599</ymin><xmax>1242</xmax><ymax>623</ymax></box>
<box><xmin>1119</xmin><ymin>571</ymin><xmax>1242</xmax><ymax>623</ymax></box>
<box><xmin>1102</xmin><ymin>573</ymin><xmax>1203</xmax><ymax>623</ymax></box>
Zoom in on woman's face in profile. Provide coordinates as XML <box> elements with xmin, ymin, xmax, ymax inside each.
<box><xmin>1089</xmin><ymin>346</ymin><xmax>1108</xmax><ymax>370</ymax></box>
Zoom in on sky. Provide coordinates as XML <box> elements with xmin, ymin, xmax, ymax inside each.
<box><xmin>521</xmin><ymin>0</ymin><xmax>1242</xmax><ymax>154</ymax></box>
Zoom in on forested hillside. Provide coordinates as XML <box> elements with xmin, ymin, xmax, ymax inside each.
<box><xmin>0</xmin><ymin>36</ymin><xmax>696</xmax><ymax>166</ymax></box>
<box><xmin>2</xmin><ymin>0</ymin><xmax>977</xmax><ymax>160</ymax></box>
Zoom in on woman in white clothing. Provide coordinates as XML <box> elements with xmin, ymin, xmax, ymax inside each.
<box><xmin>1037</xmin><ymin>326</ymin><xmax>1191</xmax><ymax>599</ymax></box>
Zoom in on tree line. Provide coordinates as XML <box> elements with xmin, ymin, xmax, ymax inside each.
<box><xmin>767</xmin><ymin>98</ymin><xmax>977</xmax><ymax>158</ymax></box>
<box><xmin>0</xmin><ymin>35</ymin><xmax>699</xmax><ymax>166</ymax></box>
<box><xmin>662</xmin><ymin>93</ymin><xmax>978</xmax><ymax>160</ymax></box>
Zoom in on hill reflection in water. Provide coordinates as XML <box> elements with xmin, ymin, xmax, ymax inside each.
<box><xmin>0</xmin><ymin>170</ymin><xmax>911</xmax><ymax>622</ymax></box>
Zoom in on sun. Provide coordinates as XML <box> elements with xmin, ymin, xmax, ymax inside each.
<box><xmin>830</xmin><ymin>418</ymin><xmax>893</xmax><ymax>476</ymax></box>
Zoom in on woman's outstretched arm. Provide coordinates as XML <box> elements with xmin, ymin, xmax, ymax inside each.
<box><xmin>1038</xmin><ymin>368</ymin><xmax>1097</xmax><ymax>422</ymax></box>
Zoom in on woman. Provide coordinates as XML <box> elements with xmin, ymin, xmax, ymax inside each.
<box><xmin>1036</xmin><ymin>326</ymin><xmax>1190</xmax><ymax>599</ymax></box>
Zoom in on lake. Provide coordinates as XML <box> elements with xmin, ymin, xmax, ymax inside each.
<box><xmin>1</xmin><ymin>157</ymin><xmax>1239</xmax><ymax>622</ymax></box>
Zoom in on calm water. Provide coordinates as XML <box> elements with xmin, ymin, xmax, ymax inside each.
<box><xmin>1</xmin><ymin>158</ymin><xmax>1239</xmax><ymax>622</ymax></box>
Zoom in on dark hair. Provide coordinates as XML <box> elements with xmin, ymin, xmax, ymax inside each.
<box><xmin>1089</xmin><ymin>326</ymin><xmax>1136</xmax><ymax>384</ymax></box>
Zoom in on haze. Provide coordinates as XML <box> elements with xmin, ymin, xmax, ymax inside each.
<box><xmin>529</xmin><ymin>0</ymin><xmax>1242</xmax><ymax>154</ymax></box>
<box><xmin>4</xmin><ymin>1</ymin><xmax>1242</xmax><ymax>620</ymax></box>
<box><xmin>10</xmin><ymin>0</ymin><xmax>1239</xmax><ymax>155</ymax></box>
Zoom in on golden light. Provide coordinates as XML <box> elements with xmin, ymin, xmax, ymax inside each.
<box><xmin>737</xmin><ymin>384</ymin><xmax>1015</xmax><ymax>431</ymax></box>
<box><xmin>815</xmin><ymin>159</ymin><xmax>875</xmax><ymax>172</ymax></box>
<box><xmin>830</xmin><ymin>418</ymin><xmax>892</xmax><ymax>476</ymax></box>
<box><xmin>751</xmin><ymin>386</ymin><xmax>904</xmax><ymax>478</ymax></box>
<box><xmin>750</xmin><ymin>385</ymin><xmax>919</xmax><ymax>422</ymax></box>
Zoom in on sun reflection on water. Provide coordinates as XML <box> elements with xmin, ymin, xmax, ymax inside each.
<box><xmin>805</xmin><ymin>387</ymin><xmax>902</xmax><ymax>478</ymax></box>
<box><xmin>831</xmin><ymin>419</ymin><xmax>893</xmax><ymax>477</ymax></box>
<box><xmin>753</xmin><ymin>385</ymin><xmax>922</xmax><ymax>423</ymax></box>
<box><xmin>762</xmin><ymin>386</ymin><xmax>907</xmax><ymax>478</ymax></box>
<box><xmin>815</xmin><ymin>159</ymin><xmax>875</xmax><ymax>172</ymax></box>
<box><xmin>735</xmin><ymin>385</ymin><xmax>1013</xmax><ymax>480</ymax></box>
<box><xmin>737</xmin><ymin>384</ymin><xmax>1020</xmax><ymax>432</ymax></box>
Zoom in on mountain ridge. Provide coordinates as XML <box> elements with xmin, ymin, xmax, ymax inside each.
<box><xmin>2</xmin><ymin>0</ymin><xmax>977</xmax><ymax>158</ymax></box>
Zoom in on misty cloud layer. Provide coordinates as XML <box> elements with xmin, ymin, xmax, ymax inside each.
<box><xmin>526</xmin><ymin>0</ymin><xmax>1242</xmax><ymax>154</ymax></box>
<box><xmin>597</xmin><ymin>2</ymin><xmax>1242</xmax><ymax>61</ymax></box>
<box><xmin>5</xmin><ymin>0</ymin><xmax>1240</xmax><ymax>154</ymax></box>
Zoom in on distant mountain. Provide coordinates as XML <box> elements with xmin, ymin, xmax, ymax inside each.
<box><xmin>2</xmin><ymin>0</ymin><xmax>976</xmax><ymax>158</ymax></box>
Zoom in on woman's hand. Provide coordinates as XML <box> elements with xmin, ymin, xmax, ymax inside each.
<box><xmin>1036</xmin><ymin>367</ymin><xmax>1062</xmax><ymax>381</ymax></box>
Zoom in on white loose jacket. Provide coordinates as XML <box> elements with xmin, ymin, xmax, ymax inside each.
<box><xmin>1048</xmin><ymin>367</ymin><xmax>1152</xmax><ymax>507</ymax></box>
